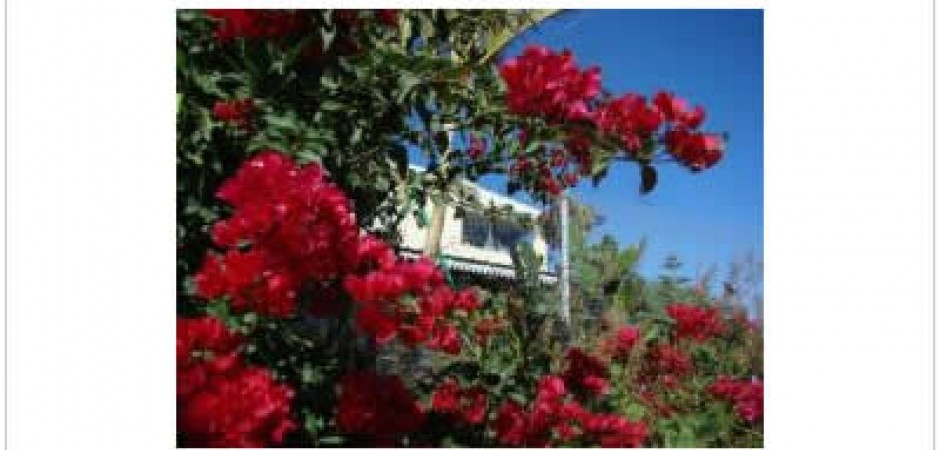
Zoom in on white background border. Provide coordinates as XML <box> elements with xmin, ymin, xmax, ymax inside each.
<box><xmin>5</xmin><ymin>0</ymin><xmax>934</xmax><ymax>449</ymax></box>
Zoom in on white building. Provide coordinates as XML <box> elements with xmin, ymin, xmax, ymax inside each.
<box><xmin>397</xmin><ymin>177</ymin><xmax>557</xmax><ymax>286</ymax></box>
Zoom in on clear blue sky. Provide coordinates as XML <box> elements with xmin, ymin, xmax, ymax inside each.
<box><xmin>414</xmin><ymin>10</ymin><xmax>763</xmax><ymax>284</ymax></box>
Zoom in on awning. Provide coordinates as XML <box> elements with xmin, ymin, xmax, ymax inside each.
<box><xmin>398</xmin><ymin>248</ymin><xmax>558</xmax><ymax>285</ymax></box>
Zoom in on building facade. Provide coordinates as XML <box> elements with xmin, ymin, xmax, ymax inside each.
<box><xmin>397</xmin><ymin>179</ymin><xmax>557</xmax><ymax>286</ymax></box>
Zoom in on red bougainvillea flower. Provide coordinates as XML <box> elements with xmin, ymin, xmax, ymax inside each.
<box><xmin>179</xmin><ymin>365</ymin><xmax>296</xmax><ymax>448</ymax></box>
<box><xmin>537</xmin><ymin>374</ymin><xmax>567</xmax><ymax>401</ymax></box>
<box><xmin>602</xmin><ymin>325</ymin><xmax>640</xmax><ymax>361</ymax></box>
<box><xmin>563</xmin><ymin>129</ymin><xmax>594</xmax><ymax>175</ymax></box>
<box><xmin>332</xmin><ymin>9</ymin><xmax>361</xmax><ymax>28</ymax></box>
<box><xmin>666</xmin><ymin>302</ymin><xmax>726</xmax><ymax>341</ymax></box>
<box><xmin>212</xmin><ymin>98</ymin><xmax>254</xmax><ymax>130</ymax></box>
<box><xmin>542</xmin><ymin>176</ymin><xmax>563</xmax><ymax>197</ymax></box>
<box><xmin>177</xmin><ymin>316</ymin><xmax>242</xmax><ymax>366</ymax></box>
<box><xmin>354</xmin><ymin>304</ymin><xmax>399</xmax><ymax>344</ymax></box>
<box><xmin>492</xmin><ymin>374</ymin><xmax>647</xmax><ymax>447</ymax></box>
<box><xmin>206</xmin><ymin>9</ymin><xmax>306</xmax><ymax>42</ymax></box>
<box><xmin>194</xmin><ymin>150</ymin><xmax>363</xmax><ymax>318</ymax></box>
<box><xmin>336</xmin><ymin>372</ymin><xmax>425</xmax><ymax>437</ymax></box>
<box><xmin>653</xmin><ymin>343</ymin><xmax>693</xmax><ymax>375</ymax></box>
<box><xmin>563</xmin><ymin>347</ymin><xmax>611</xmax><ymax>396</ymax></box>
<box><xmin>431</xmin><ymin>379</ymin><xmax>489</xmax><ymax>425</ymax></box>
<box><xmin>492</xmin><ymin>375</ymin><xmax>575</xmax><ymax>446</ymax></box>
<box><xmin>594</xmin><ymin>93</ymin><xmax>663</xmax><ymax>153</ymax></box>
<box><xmin>459</xmin><ymin>386</ymin><xmax>488</xmax><ymax>424</ymax></box>
<box><xmin>199</xmin><ymin>151</ymin><xmax>475</xmax><ymax>346</ymax></box>
<box><xmin>177</xmin><ymin>317</ymin><xmax>295</xmax><ymax>448</ymax></box>
<box><xmin>582</xmin><ymin>413</ymin><xmax>650</xmax><ymax>448</ymax></box>
<box><xmin>635</xmin><ymin>346</ymin><xmax>693</xmax><ymax>393</ymax></box>
<box><xmin>431</xmin><ymin>378</ymin><xmax>461</xmax><ymax>414</ymax></box>
<box><xmin>709</xmin><ymin>376</ymin><xmax>764</xmax><ymax>422</ymax></box>
<box><xmin>177</xmin><ymin>316</ymin><xmax>244</xmax><ymax>399</ymax></box>
<box><xmin>453</xmin><ymin>287</ymin><xmax>481</xmax><ymax>311</ymax></box>
<box><xmin>428</xmin><ymin>323</ymin><xmax>461</xmax><ymax>354</ymax></box>
<box><xmin>653</xmin><ymin>90</ymin><xmax>707</xmax><ymax>129</ymax></box>
<box><xmin>376</xmin><ymin>9</ymin><xmax>399</xmax><ymax>28</ymax></box>
<box><xmin>493</xmin><ymin>400</ymin><xmax>528</xmax><ymax>446</ymax></box>
<box><xmin>194</xmin><ymin>249</ymin><xmax>298</xmax><ymax>317</ymax></box>
<box><xmin>343</xmin><ymin>255</ymin><xmax>476</xmax><ymax>352</ymax></box>
<box><xmin>499</xmin><ymin>45</ymin><xmax>602</xmax><ymax>123</ymax></box>
<box><xmin>665</xmin><ymin>128</ymin><xmax>724</xmax><ymax>171</ymax></box>
<box><xmin>653</xmin><ymin>90</ymin><xmax>689</xmax><ymax>122</ymax></box>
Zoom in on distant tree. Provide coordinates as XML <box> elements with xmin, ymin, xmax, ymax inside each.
<box><xmin>721</xmin><ymin>251</ymin><xmax>764</xmax><ymax>324</ymax></box>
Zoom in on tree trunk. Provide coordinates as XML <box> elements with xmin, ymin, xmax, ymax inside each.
<box><xmin>424</xmin><ymin>199</ymin><xmax>447</xmax><ymax>258</ymax></box>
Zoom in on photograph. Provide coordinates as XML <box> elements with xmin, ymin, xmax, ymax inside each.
<box><xmin>176</xmin><ymin>9</ymin><xmax>763</xmax><ymax>447</ymax></box>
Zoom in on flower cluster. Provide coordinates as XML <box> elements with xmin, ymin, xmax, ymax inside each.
<box><xmin>601</xmin><ymin>325</ymin><xmax>640</xmax><ymax>361</ymax></box>
<box><xmin>639</xmin><ymin>343</ymin><xmax>693</xmax><ymax>388</ymax></box>
<box><xmin>594</xmin><ymin>93</ymin><xmax>663</xmax><ymax>152</ymax></box>
<box><xmin>665</xmin><ymin>128</ymin><xmax>724</xmax><ymax>171</ymax></box>
<box><xmin>653</xmin><ymin>91</ymin><xmax>706</xmax><ymax>129</ymax></box>
<box><xmin>177</xmin><ymin>317</ymin><xmax>296</xmax><ymax>448</ymax></box>
<box><xmin>709</xmin><ymin>376</ymin><xmax>764</xmax><ymax>422</ymax></box>
<box><xmin>206</xmin><ymin>10</ymin><xmax>398</xmax><ymax>65</ymax></box>
<box><xmin>499</xmin><ymin>45</ymin><xmax>602</xmax><ymax>123</ymax></box>
<box><xmin>581</xmin><ymin>413</ymin><xmax>651</xmax><ymax>448</ymax></box>
<box><xmin>493</xmin><ymin>375</ymin><xmax>648</xmax><ymax>447</ymax></box>
<box><xmin>504</xmin><ymin>140</ymin><xmax>584</xmax><ymax>199</ymax></box>
<box><xmin>177</xmin><ymin>316</ymin><xmax>242</xmax><ymax>375</ymax></box>
<box><xmin>178</xmin><ymin>316</ymin><xmax>244</xmax><ymax>400</ymax></box>
<box><xmin>194</xmin><ymin>152</ymin><xmax>475</xmax><ymax>356</ymax></box>
<box><xmin>499</xmin><ymin>46</ymin><xmax>726</xmax><ymax>196</ymax></box>
<box><xmin>665</xmin><ymin>303</ymin><xmax>726</xmax><ymax>341</ymax></box>
<box><xmin>194</xmin><ymin>151</ymin><xmax>361</xmax><ymax>318</ymax></box>
<box><xmin>176</xmin><ymin>317</ymin><xmax>242</xmax><ymax>399</ymax></box>
<box><xmin>336</xmin><ymin>372</ymin><xmax>426</xmax><ymax>438</ymax></box>
<box><xmin>597</xmin><ymin>90</ymin><xmax>720</xmax><ymax>170</ymax></box>
<box><xmin>563</xmin><ymin>347</ymin><xmax>611</xmax><ymax>397</ymax></box>
<box><xmin>344</xmin><ymin>247</ymin><xmax>479</xmax><ymax>353</ymax></box>
<box><xmin>212</xmin><ymin>98</ymin><xmax>254</xmax><ymax>130</ymax></box>
<box><xmin>430</xmin><ymin>378</ymin><xmax>488</xmax><ymax>425</ymax></box>
<box><xmin>206</xmin><ymin>10</ymin><xmax>307</xmax><ymax>42</ymax></box>
<box><xmin>375</xmin><ymin>9</ymin><xmax>399</xmax><ymax>28</ymax></box>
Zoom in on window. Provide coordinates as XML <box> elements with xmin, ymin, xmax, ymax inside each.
<box><xmin>461</xmin><ymin>212</ymin><xmax>531</xmax><ymax>251</ymax></box>
<box><xmin>461</xmin><ymin>213</ymin><xmax>490</xmax><ymax>248</ymax></box>
<box><xmin>492</xmin><ymin>219</ymin><xmax>527</xmax><ymax>250</ymax></box>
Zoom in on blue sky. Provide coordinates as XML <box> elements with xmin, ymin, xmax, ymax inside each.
<box><xmin>413</xmin><ymin>10</ymin><xmax>763</xmax><ymax>285</ymax></box>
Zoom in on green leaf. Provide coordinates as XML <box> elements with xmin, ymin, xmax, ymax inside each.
<box><xmin>591</xmin><ymin>163</ymin><xmax>609</xmax><ymax>187</ymax></box>
<box><xmin>318</xmin><ymin>435</ymin><xmax>345</xmax><ymax>445</ymax></box>
<box><xmin>675</xmin><ymin>424</ymin><xmax>697</xmax><ymax>447</ymax></box>
<box><xmin>301</xmin><ymin>363</ymin><xmax>315</xmax><ymax>384</ymax></box>
<box><xmin>415</xmin><ymin>207</ymin><xmax>429</xmax><ymax>228</ymax></box>
<box><xmin>295</xmin><ymin>149</ymin><xmax>322</xmax><ymax>164</ymax></box>
<box><xmin>303</xmin><ymin>411</ymin><xmax>322</xmax><ymax>435</ymax></box>
<box><xmin>642</xmin><ymin>323</ymin><xmax>661</xmax><ymax>343</ymax></box>
<box><xmin>640</xmin><ymin>165</ymin><xmax>658</xmax><ymax>194</ymax></box>
<box><xmin>319</xmin><ymin>100</ymin><xmax>344</xmax><ymax>111</ymax></box>
<box><xmin>625</xmin><ymin>403</ymin><xmax>646</xmax><ymax>421</ymax></box>
<box><xmin>397</xmin><ymin>72</ymin><xmax>423</xmax><ymax>104</ymax></box>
